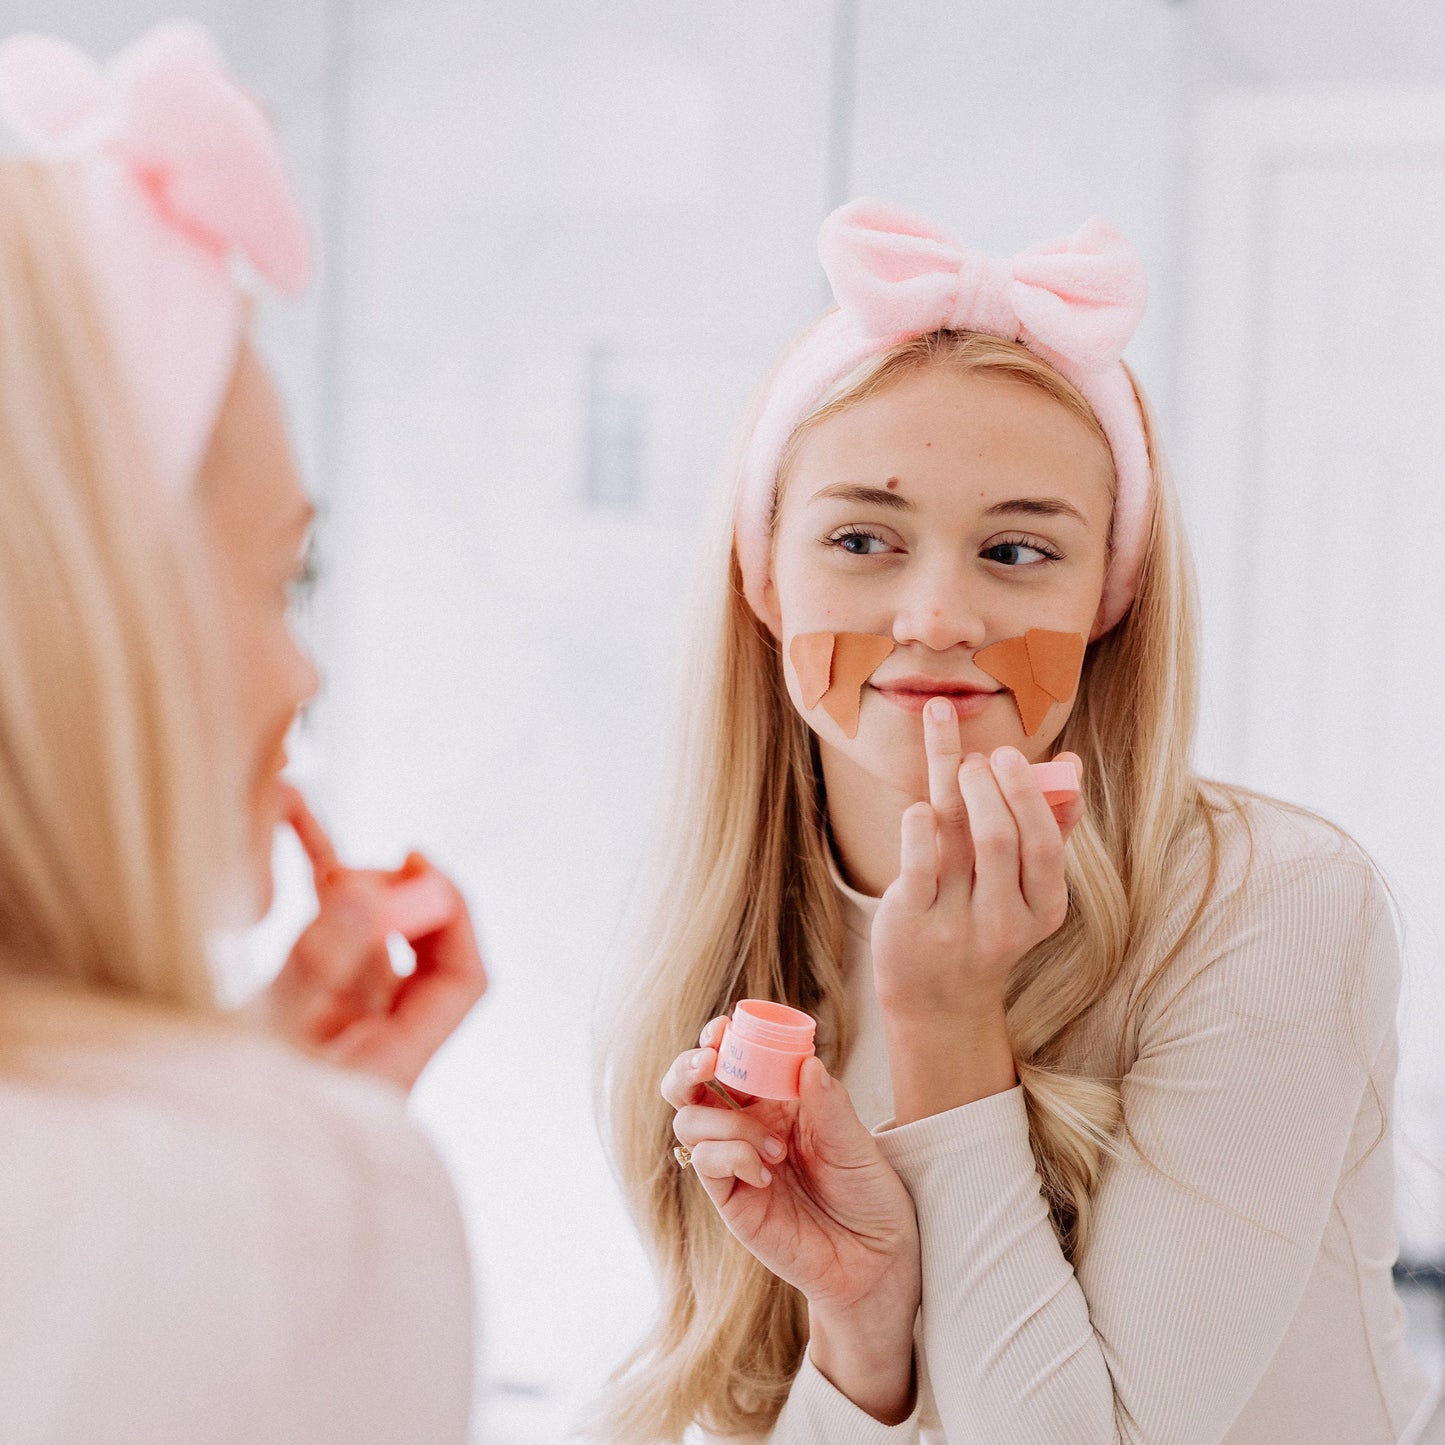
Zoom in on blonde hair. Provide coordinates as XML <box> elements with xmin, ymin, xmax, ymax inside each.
<box><xmin>591</xmin><ymin>324</ymin><xmax>1232</xmax><ymax>1440</ymax></box>
<box><xmin>0</xmin><ymin>161</ymin><xmax>233</xmax><ymax>1023</ymax></box>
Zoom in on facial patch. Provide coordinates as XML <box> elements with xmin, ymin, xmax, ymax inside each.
<box><xmin>790</xmin><ymin>632</ymin><xmax>835</xmax><ymax>711</ymax></box>
<box><xmin>788</xmin><ymin>631</ymin><xmax>896</xmax><ymax>739</ymax></box>
<box><xmin>974</xmin><ymin>628</ymin><xmax>1086</xmax><ymax>736</ymax></box>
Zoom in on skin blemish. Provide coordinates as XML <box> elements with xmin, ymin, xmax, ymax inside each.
<box><xmin>885</xmin><ymin>476</ymin><xmax>899</xmax><ymax>490</ymax></box>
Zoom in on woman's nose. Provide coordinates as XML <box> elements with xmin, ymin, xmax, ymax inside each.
<box><xmin>892</xmin><ymin>562</ymin><xmax>987</xmax><ymax>652</ymax></box>
<box><xmin>291</xmin><ymin>643</ymin><xmax>321</xmax><ymax>712</ymax></box>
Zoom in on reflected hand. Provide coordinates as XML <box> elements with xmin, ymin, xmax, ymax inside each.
<box><xmin>261</xmin><ymin>785</ymin><xmax>488</xmax><ymax>1093</ymax></box>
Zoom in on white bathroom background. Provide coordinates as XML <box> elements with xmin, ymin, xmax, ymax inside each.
<box><xmin>9</xmin><ymin>2</ymin><xmax>1445</xmax><ymax>1440</ymax></box>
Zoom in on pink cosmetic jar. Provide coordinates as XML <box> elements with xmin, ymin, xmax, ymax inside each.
<box><xmin>384</xmin><ymin>872</ymin><xmax>454</xmax><ymax>939</ymax></box>
<box><xmin>1032</xmin><ymin>757</ymin><xmax>1081</xmax><ymax>804</ymax></box>
<box><xmin>715</xmin><ymin>1000</ymin><xmax>818</xmax><ymax>1101</ymax></box>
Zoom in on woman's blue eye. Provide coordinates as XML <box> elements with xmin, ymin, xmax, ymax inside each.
<box><xmin>983</xmin><ymin>540</ymin><xmax>1056</xmax><ymax>566</ymax></box>
<box><xmin>829</xmin><ymin>528</ymin><xmax>890</xmax><ymax>556</ymax></box>
<box><xmin>287</xmin><ymin>543</ymin><xmax>319</xmax><ymax>604</ymax></box>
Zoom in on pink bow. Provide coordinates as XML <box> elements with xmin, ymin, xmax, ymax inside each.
<box><xmin>0</xmin><ymin>22</ymin><xmax>311</xmax><ymax>492</ymax></box>
<box><xmin>0</xmin><ymin>21</ymin><xmax>308</xmax><ymax>293</ymax></box>
<box><xmin>818</xmin><ymin>198</ymin><xmax>1145</xmax><ymax>374</ymax></box>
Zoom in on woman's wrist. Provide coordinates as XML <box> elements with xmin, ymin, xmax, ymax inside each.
<box><xmin>808</xmin><ymin>1301</ymin><xmax>917</xmax><ymax>1425</ymax></box>
<box><xmin>882</xmin><ymin>1000</ymin><xmax>1017</xmax><ymax>1124</ymax></box>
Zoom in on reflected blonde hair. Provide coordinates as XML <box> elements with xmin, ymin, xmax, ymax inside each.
<box><xmin>0</xmin><ymin>161</ymin><xmax>233</xmax><ymax>1023</ymax></box>
<box><xmin>593</xmin><ymin>326</ymin><xmax>1229</xmax><ymax>1441</ymax></box>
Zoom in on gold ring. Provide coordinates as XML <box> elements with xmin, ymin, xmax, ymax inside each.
<box><xmin>673</xmin><ymin>1143</ymin><xmax>692</xmax><ymax>1169</ymax></box>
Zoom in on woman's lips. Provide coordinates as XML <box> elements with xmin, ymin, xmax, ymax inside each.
<box><xmin>871</xmin><ymin>685</ymin><xmax>998</xmax><ymax>719</ymax></box>
<box><xmin>255</xmin><ymin>744</ymin><xmax>290</xmax><ymax>808</ymax></box>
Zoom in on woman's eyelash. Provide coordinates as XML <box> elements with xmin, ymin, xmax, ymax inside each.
<box><xmin>986</xmin><ymin>533</ymin><xmax>1063</xmax><ymax>561</ymax></box>
<box><xmin>291</xmin><ymin>540</ymin><xmax>319</xmax><ymax>597</ymax></box>
<box><xmin>825</xmin><ymin>525</ymin><xmax>889</xmax><ymax>550</ymax></box>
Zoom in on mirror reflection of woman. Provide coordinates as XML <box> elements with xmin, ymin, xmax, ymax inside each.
<box><xmin>0</xmin><ymin>26</ymin><xmax>482</xmax><ymax>1441</ymax></box>
<box><xmin>598</xmin><ymin>201</ymin><xmax>1432</xmax><ymax>1442</ymax></box>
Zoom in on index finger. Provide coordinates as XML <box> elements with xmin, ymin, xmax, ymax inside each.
<box><xmin>661</xmin><ymin>1045</ymin><xmax>721</xmax><ymax>1110</ymax></box>
<box><xmin>280</xmin><ymin>784</ymin><xmax>342</xmax><ymax>890</ymax></box>
<box><xmin>923</xmin><ymin>698</ymin><xmax>969</xmax><ymax>829</ymax></box>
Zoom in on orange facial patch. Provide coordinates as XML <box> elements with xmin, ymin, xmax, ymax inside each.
<box><xmin>974</xmin><ymin>628</ymin><xmax>1086</xmax><ymax>737</ymax></box>
<box><xmin>788</xmin><ymin>631</ymin><xmax>896</xmax><ymax>739</ymax></box>
<box><xmin>790</xmin><ymin>632</ymin><xmax>834</xmax><ymax>710</ymax></box>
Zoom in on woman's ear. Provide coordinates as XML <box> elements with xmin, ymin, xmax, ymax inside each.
<box><xmin>758</xmin><ymin>572</ymin><xmax>784</xmax><ymax>641</ymax></box>
<box><xmin>1087</xmin><ymin>597</ymin><xmax>1111</xmax><ymax>643</ymax></box>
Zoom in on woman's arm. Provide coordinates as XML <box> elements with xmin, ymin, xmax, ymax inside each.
<box><xmin>664</xmin><ymin>1029</ymin><xmax>924</xmax><ymax>1441</ymax></box>
<box><xmin>762</xmin><ymin>1344</ymin><xmax>921</xmax><ymax>1444</ymax></box>
<box><xmin>877</xmin><ymin>837</ymin><xmax>1399</xmax><ymax>1443</ymax></box>
<box><xmin>872</xmin><ymin>704</ymin><xmax>1085</xmax><ymax>1126</ymax></box>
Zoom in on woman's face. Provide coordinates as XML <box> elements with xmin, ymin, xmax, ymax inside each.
<box><xmin>766</xmin><ymin>364</ymin><xmax>1114</xmax><ymax>801</ymax></box>
<box><xmin>196</xmin><ymin>342</ymin><xmax>319</xmax><ymax>919</ymax></box>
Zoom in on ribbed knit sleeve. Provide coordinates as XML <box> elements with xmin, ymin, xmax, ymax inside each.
<box><xmin>871</xmin><ymin>838</ymin><xmax>1402</xmax><ymax>1444</ymax></box>
<box><xmin>764</xmin><ymin>1353</ymin><xmax>923</xmax><ymax>1443</ymax></box>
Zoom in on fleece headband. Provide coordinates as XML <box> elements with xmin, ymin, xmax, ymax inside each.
<box><xmin>734</xmin><ymin>199</ymin><xmax>1153</xmax><ymax>636</ymax></box>
<box><xmin>0</xmin><ymin>21</ymin><xmax>309</xmax><ymax>492</ymax></box>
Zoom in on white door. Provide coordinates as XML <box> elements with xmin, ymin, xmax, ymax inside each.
<box><xmin>1180</xmin><ymin>89</ymin><xmax>1445</xmax><ymax>1260</ymax></box>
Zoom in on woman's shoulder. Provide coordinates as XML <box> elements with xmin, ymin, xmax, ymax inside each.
<box><xmin>1174</xmin><ymin>781</ymin><xmax>1384</xmax><ymax>907</ymax></box>
<box><xmin>0</xmin><ymin>997</ymin><xmax>475</xmax><ymax>1438</ymax></box>
<box><xmin>1133</xmin><ymin>784</ymin><xmax>1398</xmax><ymax>1037</ymax></box>
<box><xmin>0</xmin><ymin>993</ymin><xmax>460</xmax><ymax>1216</ymax></box>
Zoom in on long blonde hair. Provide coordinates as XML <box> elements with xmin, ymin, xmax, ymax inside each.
<box><xmin>0</xmin><ymin>160</ymin><xmax>233</xmax><ymax>1022</ymax></box>
<box><xmin>595</xmin><ymin>328</ymin><xmax>1216</xmax><ymax>1440</ymax></box>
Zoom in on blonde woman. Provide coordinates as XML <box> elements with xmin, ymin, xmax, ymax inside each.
<box><xmin>599</xmin><ymin>200</ymin><xmax>1432</xmax><ymax>1443</ymax></box>
<box><xmin>0</xmin><ymin>25</ymin><xmax>482</xmax><ymax>1443</ymax></box>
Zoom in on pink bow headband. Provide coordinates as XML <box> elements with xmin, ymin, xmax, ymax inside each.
<box><xmin>734</xmin><ymin>198</ymin><xmax>1153</xmax><ymax>636</ymax></box>
<box><xmin>0</xmin><ymin>21</ymin><xmax>309</xmax><ymax>491</ymax></box>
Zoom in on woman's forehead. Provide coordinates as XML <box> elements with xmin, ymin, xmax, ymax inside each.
<box><xmin>786</xmin><ymin>367</ymin><xmax>1115</xmax><ymax>529</ymax></box>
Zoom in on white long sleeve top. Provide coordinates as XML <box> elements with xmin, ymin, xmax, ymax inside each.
<box><xmin>0</xmin><ymin>992</ymin><xmax>474</xmax><ymax>1445</ymax></box>
<box><xmin>766</xmin><ymin>793</ymin><xmax>1433</xmax><ymax>1444</ymax></box>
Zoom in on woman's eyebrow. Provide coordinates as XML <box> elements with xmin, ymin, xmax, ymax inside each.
<box><xmin>811</xmin><ymin>482</ymin><xmax>913</xmax><ymax>510</ymax></box>
<box><xmin>983</xmin><ymin>497</ymin><xmax>1088</xmax><ymax>525</ymax></box>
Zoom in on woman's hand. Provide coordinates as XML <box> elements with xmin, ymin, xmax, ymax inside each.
<box><xmin>872</xmin><ymin>698</ymin><xmax>1086</xmax><ymax>1121</ymax></box>
<box><xmin>662</xmin><ymin>1020</ymin><xmax>920</xmax><ymax>1423</ymax></box>
<box><xmin>260</xmin><ymin>786</ymin><xmax>488</xmax><ymax>1093</ymax></box>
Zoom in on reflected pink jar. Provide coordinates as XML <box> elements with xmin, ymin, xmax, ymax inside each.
<box><xmin>715</xmin><ymin>1000</ymin><xmax>817</xmax><ymax>1101</ymax></box>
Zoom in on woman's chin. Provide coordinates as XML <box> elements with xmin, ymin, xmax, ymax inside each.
<box><xmin>247</xmin><ymin>860</ymin><xmax>276</xmax><ymax>922</ymax></box>
<box><xmin>211</xmin><ymin>844</ymin><xmax>272</xmax><ymax>932</ymax></box>
<box><xmin>844</xmin><ymin>724</ymin><xmax>1045</xmax><ymax>799</ymax></box>
<box><xmin>837</xmin><ymin>744</ymin><xmax>932</xmax><ymax>803</ymax></box>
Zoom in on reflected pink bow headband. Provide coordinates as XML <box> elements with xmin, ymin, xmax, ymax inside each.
<box><xmin>0</xmin><ymin>21</ymin><xmax>310</xmax><ymax>491</ymax></box>
<box><xmin>734</xmin><ymin>198</ymin><xmax>1153</xmax><ymax>635</ymax></box>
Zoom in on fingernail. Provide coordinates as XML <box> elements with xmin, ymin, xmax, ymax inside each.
<box><xmin>927</xmin><ymin>697</ymin><xmax>953</xmax><ymax>723</ymax></box>
<box><xmin>763</xmin><ymin>1137</ymin><xmax>785</xmax><ymax>1161</ymax></box>
<box><xmin>759</xmin><ymin>1167</ymin><xmax>773</xmax><ymax>1186</ymax></box>
<box><xmin>994</xmin><ymin>746</ymin><xmax>1025</xmax><ymax>767</ymax></box>
<box><xmin>688</xmin><ymin>1050</ymin><xmax>706</xmax><ymax>1073</ymax></box>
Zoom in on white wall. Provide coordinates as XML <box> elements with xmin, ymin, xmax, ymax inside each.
<box><xmin>1179</xmin><ymin>88</ymin><xmax>1445</xmax><ymax>1267</ymax></box>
